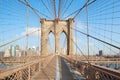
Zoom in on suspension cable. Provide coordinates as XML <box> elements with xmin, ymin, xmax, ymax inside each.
<box><xmin>53</xmin><ymin>0</ymin><xmax>57</xmax><ymax>18</ymax></box>
<box><xmin>63</xmin><ymin>0</ymin><xmax>96</xmax><ymax>19</ymax></box>
<box><xmin>41</xmin><ymin>0</ymin><xmax>53</xmax><ymax>17</ymax></box>
<box><xmin>86</xmin><ymin>0</ymin><xmax>89</xmax><ymax>59</ymax></box>
<box><xmin>58</xmin><ymin>0</ymin><xmax>61</xmax><ymax>19</ymax></box>
<box><xmin>61</xmin><ymin>0</ymin><xmax>74</xmax><ymax>18</ymax></box>
<box><xmin>71</xmin><ymin>28</ymin><xmax>120</xmax><ymax>50</ymax></box>
<box><xmin>18</xmin><ymin>0</ymin><xmax>51</xmax><ymax>19</ymax></box>
<box><xmin>0</xmin><ymin>29</ymin><xmax>40</xmax><ymax>48</ymax></box>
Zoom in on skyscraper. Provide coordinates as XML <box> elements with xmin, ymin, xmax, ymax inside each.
<box><xmin>15</xmin><ymin>45</ymin><xmax>21</xmax><ymax>57</ymax></box>
<box><xmin>4</xmin><ymin>49</ymin><xmax>10</xmax><ymax>57</ymax></box>
<box><xmin>10</xmin><ymin>45</ymin><xmax>16</xmax><ymax>57</ymax></box>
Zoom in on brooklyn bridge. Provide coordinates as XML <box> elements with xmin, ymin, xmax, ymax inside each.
<box><xmin>0</xmin><ymin>0</ymin><xmax>120</xmax><ymax>80</ymax></box>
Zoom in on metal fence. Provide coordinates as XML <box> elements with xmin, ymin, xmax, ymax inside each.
<box><xmin>62</xmin><ymin>55</ymin><xmax>120</xmax><ymax>80</ymax></box>
<box><xmin>0</xmin><ymin>55</ymin><xmax>54</xmax><ymax>80</ymax></box>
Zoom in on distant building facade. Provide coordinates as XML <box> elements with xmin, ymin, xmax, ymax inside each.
<box><xmin>0</xmin><ymin>51</ymin><xmax>4</xmax><ymax>57</ymax></box>
<box><xmin>4</xmin><ymin>49</ymin><xmax>10</xmax><ymax>57</ymax></box>
<box><xmin>99</xmin><ymin>50</ymin><xmax>103</xmax><ymax>56</ymax></box>
<box><xmin>10</xmin><ymin>45</ymin><xmax>16</xmax><ymax>56</ymax></box>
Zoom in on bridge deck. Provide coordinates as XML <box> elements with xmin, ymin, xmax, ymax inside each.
<box><xmin>31</xmin><ymin>55</ymin><xmax>75</xmax><ymax>80</ymax></box>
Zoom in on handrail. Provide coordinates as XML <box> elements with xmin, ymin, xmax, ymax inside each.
<box><xmin>0</xmin><ymin>54</ymin><xmax>54</xmax><ymax>79</ymax></box>
<box><xmin>62</xmin><ymin>55</ymin><xmax>120</xmax><ymax>80</ymax></box>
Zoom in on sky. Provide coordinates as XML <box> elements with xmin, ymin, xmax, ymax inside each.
<box><xmin>0</xmin><ymin>0</ymin><xmax>120</xmax><ymax>55</ymax></box>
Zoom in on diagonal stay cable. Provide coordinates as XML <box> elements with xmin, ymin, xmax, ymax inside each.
<box><xmin>58</xmin><ymin>0</ymin><xmax>61</xmax><ymax>19</ymax></box>
<box><xmin>24</xmin><ymin>0</ymin><xmax>51</xmax><ymax>19</ymax></box>
<box><xmin>63</xmin><ymin>0</ymin><xmax>96</xmax><ymax>19</ymax></box>
<box><xmin>0</xmin><ymin>29</ymin><xmax>40</xmax><ymax>48</ymax></box>
<box><xmin>63</xmin><ymin>9</ymin><xmax>79</xmax><ymax>19</ymax></box>
<box><xmin>41</xmin><ymin>0</ymin><xmax>53</xmax><ymax>17</ymax></box>
<box><xmin>72</xmin><ymin>27</ymin><xmax>120</xmax><ymax>50</ymax></box>
<box><xmin>73</xmin><ymin>0</ymin><xmax>96</xmax><ymax>19</ymax></box>
<box><xmin>60</xmin><ymin>0</ymin><xmax>67</xmax><ymax>15</ymax></box>
<box><xmin>53</xmin><ymin>0</ymin><xmax>57</xmax><ymax>18</ymax></box>
<box><xmin>71</xmin><ymin>36</ymin><xmax>91</xmax><ymax>64</ymax></box>
<box><xmin>61</xmin><ymin>0</ymin><xmax>74</xmax><ymax>18</ymax></box>
<box><xmin>18</xmin><ymin>0</ymin><xmax>40</xmax><ymax>18</ymax></box>
<box><xmin>63</xmin><ymin>29</ymin><xmax>91</xmax><ymax>64</ymax></box>
<box><xmin>75</xmin><ymin>26</ymin><xmax>120</xmax><ymax>45</ymax></box>
<box><xmin>18</xmin><ymin>0</ymin><xmax>51</xmax><ymax>19</ymax></box>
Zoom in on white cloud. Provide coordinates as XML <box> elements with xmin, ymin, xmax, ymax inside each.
<box><xmin>82</xmin><ymin>41</ymin><xmax>93</xmax><ymax>47</ymax></box>
<box><xmin>21</xmin><ymin>27</ymin><xmax>41</xmax><ymax>37</ymax></box>
<box><xmin>73</xmin><ymin>36</ymin><xmax>81</xmax><ymax>43</ymax></box>
<box><xmin>89</xmin><ymin>42</ymin><xmax>93</xmax><ymax>47</ymax></box>
<box><xmin>75</xmin><ymin>20</ymin><xmax>86</xmax><ymax>30</ymax></box>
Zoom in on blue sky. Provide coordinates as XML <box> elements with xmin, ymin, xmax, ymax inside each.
<box><xmin>0</xmin><ymin>0</ymin><xmax>120</xmax><ymax>55</ymax></box>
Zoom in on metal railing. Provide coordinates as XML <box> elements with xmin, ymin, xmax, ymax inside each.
<box><xmin>62</xmin><ymin>55</ymin><xmax>120</xmax><ymax>80</ymax></box>
<box><xmin>0</xmin><ymin>55</ymin><xmax>54</xmax><ymax>80</ymax></box>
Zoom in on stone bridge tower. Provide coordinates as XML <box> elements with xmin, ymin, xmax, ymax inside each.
<box><xmin>41</xmin><ymin>18</ymin><xmax>74</xmax><ymax>55</ymax></box>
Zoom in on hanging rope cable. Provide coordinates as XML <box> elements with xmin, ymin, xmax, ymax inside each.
<box><xmin>86</xmin><ymin>0</ymin><xmax>89</xmax><ymax>59</ymax></box>
<box><xmin>26</xmin><ymin>1</ymin><xmax>29</xmax><ymax>50</ymax></box>
<box><xmin>74</xmin><ymin>25</ymin><xmax>120</xmax><ymax>46</ymax></box>
<box><xmin>53</xmin><ymin>0</ymin><xmax>57</xmax><ymax>18</ymax></box>
<box><xmin>66</xmin><ymin>31</ymin><xmax>91</xmax><ymax>64</ymax></box>
<box><xmin>60</xmin><ymin>0</ymin><xmax>67</xmax><ymax>16</ymax></box>
<box><xmin>63</xmin><ymin>0</ymin><xmax>96</xmax><ymax>19</ymax></box>
<box><xmin>49</xmin><ymin>0</ymin><xmax>55</xmax><ymax>18</ymax></box>
<box><xmin>61</xmin><ymin>0</ymin><xmax>74</xmax><ymax>18</ymax></box>
<box><xmin>71</xmin><ymin>28</ymin><xmax>120</xmax><ymax>50</ymax></box>
<box><xmin>19</xmin><ymin>0</ymin><xmax>40</xmax><ymax>18</ymax></box>
<box><xmin>58</xmin><ymin>0</ymin><xmax>61</xmax><ymax>19</ymax></box>
<box><xmin>110</xmin><ymin>0</ymin><xmax>115</xmax><ymax>55</ymax></box>
<box><xmin>73</xmin><ymin>0</ymin><xmax>96</xmax><ymax>19</ymax></box>
<box><xmin>89</xmin><ymin>26</ymin><xmax>120</xmax><ymax>35</ymax></box>
<box><xmin>0</xmin><ymin>29</ymin><xmax>39</xmax><ymax>48</ymax></box>
<box><xmin>63</xmin><ymin>9</ymin><xmax>79</xmax><ymax>19</ymax></box>
<box><xmin>41</xmin><ymin>0</ymin><xmax>53</xmax><ymax>18</ymax></box>
<box><xmin>89</xmin><ymin>29</ymin><xmax>120</xmax><ymax>45</ymax></box>
<box><xmin>18</xmin><ymin>0</ymin><xmax>51</xmax><ymax>19</ymax></box>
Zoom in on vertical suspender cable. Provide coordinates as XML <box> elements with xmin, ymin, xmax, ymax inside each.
<box><xmin>26</xmin><ymin>0</ymin><xmax>29</xmax><ymax>51</ymax></box>
<box><xmin>38</xmin><ymin>0</ymin><xmax>41</xmax><ymax>55</ymax></box>
<box><xmin>110</xmin><ymin>0</ymin><xmax>114</xmax><ymax>55</ymax></box>
<box><xmin>58</xmin><ymin>0</ymin><xmax>61</xmax><ymax>19</ymax></box>
<box><xmin>41</xmin><ymin>0</ymin><xmax>53</xmax><ymax>18</ymax></box>
<box><xmin>86</xmin><ymin>0</ymin><xmax>89</xmax><ymax>59</ymax></box>
<box><xmin>53</xmin><ymin>0</ymin><xmax>57</xmax><ymax>18</ymax></box>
